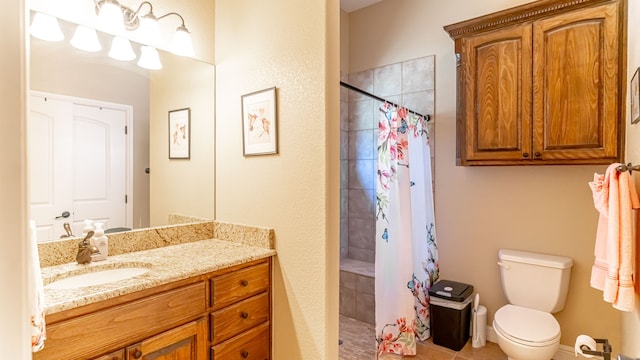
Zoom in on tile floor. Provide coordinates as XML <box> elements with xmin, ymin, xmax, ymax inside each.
<box><xmin>338</xmin><ymin>315</ymin><xmax>507</xmax><ymax>360</ymax></box>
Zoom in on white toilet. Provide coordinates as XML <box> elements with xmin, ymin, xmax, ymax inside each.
<box><xmin>493</xmin><ymin>249</ymin><xmax>573</xmax><ymax>360</ymax></box>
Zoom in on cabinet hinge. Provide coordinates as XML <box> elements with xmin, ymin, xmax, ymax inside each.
<box><xmin>125</xmin><ymin>125</ymin><xmax>128</xmax><ymax>135</ymax></box>
<box><xmin>456</xmin><ymin>53</ymin><xmax>461</xmax><ymax>67</ymax></box>
<box><xmin>125</xmin><ymin>194</ymin><xmax>128</xmax><ymax>204</ymax></box>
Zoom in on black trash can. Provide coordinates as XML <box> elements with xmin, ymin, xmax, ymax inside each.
<box><xmin>429</xmin><ymin>280</ymin><xmax>474</xmax><ymax>351</ymax></box>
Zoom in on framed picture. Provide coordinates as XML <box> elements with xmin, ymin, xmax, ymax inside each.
<box><xmin>168</xmin><ymin>108</ymin><xmax>190</xmax><ymax>159</ymax></box>
<box><xmin>241</xmin><ymin>87</ymin><xmax>278</xmax><ymax>156</ymax></box>
<box><xmin>631</xmin><ymin>68</ymin><xmax>640</xmax><ymax>124</ymax></box>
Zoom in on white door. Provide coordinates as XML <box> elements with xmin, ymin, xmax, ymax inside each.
<box><xmin>28</xmin><ymin>94</ymin><xmax>128</xmax><ymax>241</ymax></box>
<box><xmin>28</xmin><ymin>96</ymin><xmax>74</xmax><ymax>241</ymax></box>
<box><xmin>71</xmin><ymin>104</ymin><xmax>127</xmax><ymax>236</ymax></box>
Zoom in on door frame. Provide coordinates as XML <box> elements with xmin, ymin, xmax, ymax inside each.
<box><xmin>31</xmin><ymin>90</ymin><xmax>134</xmax><ymax>230</ymax></box>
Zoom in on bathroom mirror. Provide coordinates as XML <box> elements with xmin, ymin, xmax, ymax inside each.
<box><xmin>29</xmin><ymin>15</ymin><xmax>215</xmax><ymax>242</ymax></box>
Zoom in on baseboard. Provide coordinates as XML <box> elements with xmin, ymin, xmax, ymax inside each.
<box><xmin>486</xmin><ymin>325</ymin><xmax>498</xmax><ymax>343</ymax></box>
<box><xmin>552</xmin><ymin>344</ymin><xmax>577</xmax><ymax>360</ymax></box>
<box><xmin>485</xmin><ymin>325</ymin><xmax>574</xmax><ymax>360</ymax></box>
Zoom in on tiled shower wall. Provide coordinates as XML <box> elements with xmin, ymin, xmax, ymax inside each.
<box><xmin>340</xmin><ymin>55</ymin><xmax>435</xmax><ymax>263</ymax></box>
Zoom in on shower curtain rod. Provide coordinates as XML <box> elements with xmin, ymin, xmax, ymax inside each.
<box><xmin>340</xmin><ymin>81</ymin><xmax>431</xmax><ymax>121</ymax></box>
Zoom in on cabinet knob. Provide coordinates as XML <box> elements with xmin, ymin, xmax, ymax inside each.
<box><xmin>240</xmin><ymin>279</ymin><xmax>249</xmax><ymax>287</ymax></box>
<box><xmin>522</xmin><ymin>152</ymin><xmax>529</xmax><ymax>158</ymax></box>
<box><xmin>534</xmin><ymin>152</ymin><xmax>541</xmax><ymax>158</ymax></box>
<box><xmin>240</xmin><ymin>311</ymin><xmax>249</xmax><ymax>319</ymax></box>
<box><xmin>241</xmin><ymin>350</ymin><xmax>250</xmax><ymax>358</ymax></box>
<box><xmin>132</xmin><ymin>349</ymin><xmax>142</xmax><ymax>359</ymax></box>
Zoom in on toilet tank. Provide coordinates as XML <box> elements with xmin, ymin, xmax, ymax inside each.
<box><xmin>498</xmin><ymin>249</ymin><xmax>573</xmax><ymax>313</ymax></box>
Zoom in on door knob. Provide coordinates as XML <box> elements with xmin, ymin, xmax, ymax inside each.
<box><xmin>55</xmin><ymin>211</ymin><xmax>70</xmax><ymax>219</ymax></box>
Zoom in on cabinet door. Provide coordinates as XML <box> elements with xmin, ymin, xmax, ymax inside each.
<box><xmin>532</xmin><ymin>2</ymin><xmax>620</xmax><ymax>162</ymax></box>
<box><xmin>126</xmin><ymin>319</ymin><xmax>208</xmax><ymax>360</ymax></box>
<box><xmin>461</xmin><ymin>23</ymin><xmax>532</xmax><ymax>163</ymax></box>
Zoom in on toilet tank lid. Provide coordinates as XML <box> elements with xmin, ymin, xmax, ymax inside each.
<box><xmin>498</xmin><ymin>249</ymin><xmax>573</xmax><ymax>269</ymax></box>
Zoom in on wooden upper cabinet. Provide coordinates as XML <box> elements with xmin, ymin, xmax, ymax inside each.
<box><xmin>445</xmin><ymin>0</ymin><xmax>625</xmax><ymax>166</ymax></box>
<box><xmin>462</xmin><ymin>23</ymin><xmax>533</xmax><ymax>162</ymax></box>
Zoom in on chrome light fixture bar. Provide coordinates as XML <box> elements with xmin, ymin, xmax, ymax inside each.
<box><xmin>94</xmin><ymin>0</ymin><xmax>195</xmax><ymax>56</ymax></box>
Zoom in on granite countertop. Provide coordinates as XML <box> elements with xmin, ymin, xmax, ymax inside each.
<box><xmin>41</xmin><ymin>239</ymin><xmax>276</xmax><ymax>315</ymax></box>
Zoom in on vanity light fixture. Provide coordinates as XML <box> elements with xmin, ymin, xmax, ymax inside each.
<box><xmin>30</xmin><ymin>12</ymin><xmax>64</xmax><ymax>42</ymax></box>
<box><xmin>29</xmin><ymin>1</ymin><xmax>194</xmax><ymax>70</ymax></box>
<box><xmin>94</xmin><ymin>0</ymin><xmax>195</xmax><ymax>57</ymax></box>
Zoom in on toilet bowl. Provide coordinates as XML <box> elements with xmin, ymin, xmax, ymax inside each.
<box><xmin>493</xmin><ymin>305</ymin><xmax>560</xmax><ymax>360</ymax></box>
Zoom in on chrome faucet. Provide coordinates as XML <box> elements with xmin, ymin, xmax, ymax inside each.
<box><xmin>76</xmin><ymin>230</ymin><xmax>100</xmax><ymax>264</ymax></box>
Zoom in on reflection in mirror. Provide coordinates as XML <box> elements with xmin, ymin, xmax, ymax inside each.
<box><xmin>29</xmin><ymin>14</ymin><xmax>214</xmax><ymax>242</ymax></box>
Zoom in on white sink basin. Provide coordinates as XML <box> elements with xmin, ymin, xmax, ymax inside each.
<box><xmin>45</xmin><ymin>267</ymin><xmax>150</xmax><ymax>290</ymax></box>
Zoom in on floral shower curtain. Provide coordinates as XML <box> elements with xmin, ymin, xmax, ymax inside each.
<box><xmin>375</xmin><ymin>104</ymin><xmax>439</xmax><ymax>357</ymax></box>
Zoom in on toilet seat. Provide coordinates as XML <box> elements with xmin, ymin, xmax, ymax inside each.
<box><xmin>494</xmin><ymin>305</ymin><xmax>560</xmax><ymax>347</ymax></box>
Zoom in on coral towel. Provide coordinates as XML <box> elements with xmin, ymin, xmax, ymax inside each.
<box><xmin>588</xmin><ymin>163</ymin><xmax>640</xmax><ymax>311</ymax></box>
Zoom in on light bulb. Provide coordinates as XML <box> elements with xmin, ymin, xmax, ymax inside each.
<box><xmin>137</xmin><ymin>46</ymin><xmax>162</xmax><ymax>70</ymax></box>
<box><xmin>137</xmin><ymin>14</ymin><xmax>162</xmax><ymax>48</ymax></box>
<box><xmin>70</xmin><ymin>25</ymin><xmax>102</xmax><ymax>52</ymax></box>
<box><xmin>109</xmin><ymin>36</ymin><xmax>136</xmax><ymax>61</ymax></box>
<box><xmin>171</xmin><ymin>25</ymin><xmax>195</xmax><ymax>57</ymax></box>
<box><xmin>97</xmin><ymin>0</ymin><xmax>125</xmax><ymax>35</ymax></box>
<box><xmin>30</xmin><ymin>12</ymin><xmax>64</xmax><ymax>42</ymax></box>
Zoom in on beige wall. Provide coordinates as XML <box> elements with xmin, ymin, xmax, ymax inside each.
<box><xmin>347</xmin><ymin>0</ymin><xmax>623</xmax><ymax>348</ymax></box>
<box><xmin>623</xmin><ymin>0</ymin><xmax>640</xmax><ymax>356</ymax></box>
<box><xmin>215</xmin><ymin>0</ymin><xmax>340</xmax><ymax>358</ymax></box>
<box><xmin>0</xmin><ymin>0</ymin><xmax>30</xmax><ymax>357</ymax></box>
<box><xmin>0</xmin><ymin>0</ymin><xmax>216</xmax><ymax>355</ymax></box>
<box><xmin>340</xmin><ymin>9</ymin><xmax>350</xmax><ymax>74</ymax></box>
<box><xmin>149</xmin><ymin>54</ymin><xmax>215</xmax><ymax>225</ymax></box>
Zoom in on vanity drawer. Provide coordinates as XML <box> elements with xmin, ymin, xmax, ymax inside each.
<box><xmin>34</xmin><ymin>282</ymin><xmax>206</xmax><ymax>360</ymax></box>
<box><xmin>211</xmin><ymin>321</ymin><xmax>270</xmax><ymax>360</ymax></box>
<box><xmin>211</xmin><ymin>292</ymin><xmax>269</xmax><ymax>344</ymax></box>
<box><xmin>211</xmin><ymin>262</ymin><xmax>269</xmax><ymax>309</ymax></box>
<box><xmin>90</xmin><ymin>349</ymin><xmax>124</xmax><ymax>360</ymax></box>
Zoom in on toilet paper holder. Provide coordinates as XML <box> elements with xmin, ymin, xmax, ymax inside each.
<box><xmin>580</xmin><ymin>338</ymin><xmax>612</xmax><ymax>360</ymax></box>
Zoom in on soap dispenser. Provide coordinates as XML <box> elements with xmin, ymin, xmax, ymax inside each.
<box><xmin>82</xmin><ymin>219</ymin><xmax>94</xmax><ymax>236</ymax></box>
<box><xmin>91</xmin><ymin>222</ymin><xmax>108</xmax><ymax>261</ymax></box>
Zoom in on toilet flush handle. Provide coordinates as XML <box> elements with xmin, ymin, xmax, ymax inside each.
<box><xmin>497</xmin><ymin>262</ymin><xmax>510</xmax><ymax>270</ymax></box>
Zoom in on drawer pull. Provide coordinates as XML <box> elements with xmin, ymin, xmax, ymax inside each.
<box><xmin>240</xmin><ymin>279</ymin><xmax>249</xmax><ymax>287</ymax></box>
<box><xmin>240</xmin><ymin>311</ymin><xmax>249</xmax><ymax>319</ymax></box>
<box><xmin>241</xmin><ymin>350</ymin><xmax>249</xmax><ymax>358</ymax></box>
<box><xmin>132</xmin><ymin>349</ymin><xmax>142</xmax><ymax>359</ymax></box>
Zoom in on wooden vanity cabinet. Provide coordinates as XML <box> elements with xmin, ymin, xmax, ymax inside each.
<box><xmin>444</xmin><ymin>0</ymin><xmax>625</xmax><ymax>166</ymax></box>
<box><xmin>34</xmin><ymin>259</ymin><xmax>271</xmax><ymax>360</ymax></box>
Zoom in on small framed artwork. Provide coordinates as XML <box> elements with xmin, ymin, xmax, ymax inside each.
<box><xmin>168</xmin><ymin>108</ymin><xmax>191</xmax><ymax>159</ymax></box>
<box><xmin>241</xmin><ymin>87</ymin><xmax>278</xmax><ymax>156</ymax></box>
<box><xmin>631</xmin><ymin>67</ymin><xmax>640</xmax><ymax>124</ymax></box>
